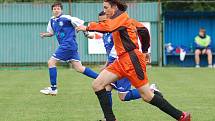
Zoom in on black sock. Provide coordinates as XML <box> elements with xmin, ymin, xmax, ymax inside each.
<box><xmin>154</xmin><ymin>90</ymin><xmax>163</xmax><ymax>98</ymax></box>
<box><xmin>95</xmin><ymin>89</ymin><xmax>116</xmax><ymax>121</ymax></box>
<box><xmin>149</xmin><ymin>94</ymin><xmax>183</xmax><ymax>120</ymax></box>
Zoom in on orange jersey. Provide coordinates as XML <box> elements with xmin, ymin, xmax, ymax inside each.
<box><xmin>131</xmin><ymin>18</ymin><xmax>145</xmax><ymax>28</ymax></box>
<box><xmin>87</xmin><ymin>11</ymin><xmax>139</xmax><ymax>57</ymax></box>
<box><xmin>130</xmin><ymin>18</ymin><xmax>151</xmax><ymax>53</ymax></box>
<box><xmin>87</xmin><ymin>11</ymin><xmax>149</xmax><ymax>87</ymax></box>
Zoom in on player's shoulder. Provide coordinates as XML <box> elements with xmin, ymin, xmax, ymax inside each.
<box><xmin>60</xmin><ymin>15</ymin><xmax>82</xmax><ymax>21</ymax></box>
<box><xmin>61</xmin><ymin>14</ymin><xmax>71</xmax><ymax>19</ymax></box>
<box><xmin>69</xmin><ymin>16</ymin><xmax>83</xmax><ymax>23</ymax></box>
<box><xmin>70</xmin><ymin>16</ymin><xmax>80</xmax><ymax>19</ymax></box>
<box><xmin>49</xmin><ymin>16</ymin><xmax>55</xmax><ymax>20</ymax></box>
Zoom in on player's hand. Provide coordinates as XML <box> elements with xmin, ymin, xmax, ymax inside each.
<box><xmin>87</xmin><ymin>35</ymin><xmax>94</xmax><ymax>39</ymax></box>
<box><xmin>40</xmin><ymin>32</ymin><xmax>53</xmax><ymax>38</ymax></box>
<box><xmin>40</xmin><ymin>32</ymin><xmax>46</xmax><ymax>38</ymax></box>
<box><xmin>144</xmin><ymin>53</ymin><xmax>151</xmax><ymax>64</ymax></box>
<box><xmin>76</xmin><ymin>25</ymin><xmax>87</xmax><ymax>32</ymax></box>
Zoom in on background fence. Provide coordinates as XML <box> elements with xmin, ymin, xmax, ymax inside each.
<box><xmin>0</xmin><ymin>2</ymin><xmax>160</xmax><ymax>66</ymax></box>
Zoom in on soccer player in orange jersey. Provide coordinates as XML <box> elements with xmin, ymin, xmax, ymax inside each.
<box><xmin>76</xmin><ymin>0</ymin><xmax>191</xmax><ymax>121</ymax></box>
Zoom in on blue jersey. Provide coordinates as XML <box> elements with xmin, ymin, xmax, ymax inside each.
<box><xmin>103</xmin><ymin>33</ymin><xmax>117</xmax><ymax>62</ymax></box>
<box><xmin>47</xmin><ymin>14</ymin><xmax>84</xmax><ymax>50</ymax></box>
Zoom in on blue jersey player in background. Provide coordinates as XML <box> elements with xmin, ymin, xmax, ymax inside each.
<box><xmin>39</xmin><ymin>2</ymin><xmax>98</xmax><ymax>95</ymax></box>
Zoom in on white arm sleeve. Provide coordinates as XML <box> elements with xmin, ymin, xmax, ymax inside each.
<box><xmin>70</xmin><ymin>17</ymin><xmax>85</xmax><ymax>27</ymax></box>
<box><xmin>47</xmin><ymin>20</ymin><xmax>54</xmax><ymax>34</ymax></box>
<box><xmin>70</xmin><ymin>16</ymin><xmax>90</xmax><ymax>36</ymax></box>
<box><xmin>62</xmin><ymin>15</ymin><xmax>88</xmax><ymax>36</ymax></box>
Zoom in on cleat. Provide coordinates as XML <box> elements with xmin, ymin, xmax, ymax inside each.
<box><xmin>208</xmin><ymin>65</ymin><xmax>213</xmax><ymax>68</ymax></box>
<box><xmin>40</xmin><ymin>87</ymin><xmax>57</xmax><ymax>95</ymax></box>
<box><xmin>178</xmin><ymin>112</ymin><xmax>191</xmax><ymax>121</ymax></box>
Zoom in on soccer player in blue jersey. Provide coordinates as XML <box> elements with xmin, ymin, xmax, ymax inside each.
<box><xmin>39</xmin><ymin>2</ymin><xmax>98</xmax><ymax>95</ymax></box>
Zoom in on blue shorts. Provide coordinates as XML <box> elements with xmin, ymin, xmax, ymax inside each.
<box><xmin>51</xmin><ymin>47</ymin><xmax>80</xmax><ymax>62</ymax></box>
<box><xmin>107</xmin><ymin>57</ymin><xmax>132</xmax><ymax>92</ymax></box>
<box><xmin>111</xmin><ymin>78</ymin><xmax>131</xmax><ymax>92</ymax></box>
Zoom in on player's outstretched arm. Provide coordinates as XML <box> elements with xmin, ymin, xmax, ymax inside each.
<box><xmin>87</xmin><ymin>12</ymin><xmax>128</xmax><ymax>33</ymax></box>
<box><xmin>40</xmin><ymin>32</ymin><xmax>54</xmax><ymax>38</ymax></box>
<box><xmin>76</xmin><ymin>12</ymin><xmax>128</xmax><ymax>33</ymax></box>
<box><xmin>76</xmin><ymin>25</ymin><xmax>87</xmax><ymax>32</ymax></box>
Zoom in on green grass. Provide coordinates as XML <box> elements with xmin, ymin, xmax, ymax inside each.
<box><xmin>0</xmin><ymin>67</ymin><xmax>215</xmax><ymax>121</ymax></box>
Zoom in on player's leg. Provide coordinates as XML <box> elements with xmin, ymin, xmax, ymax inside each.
<box><xmin>111</xmin><ymin>78</ymin><xmax>141</xmax><ymax>101</ymax></box>
<box><xmin>40</xmin><ymin>57</ymin><xmax>58</xmax><ymax>95</ymax></box>
<box><xmin>98</xmin><ymin>85</ymin><xmax>113</xmax><ymax>121</ymax></box>
<box><xmin>125</xmin><ymin>50</ymin><xmax>190</xmax><ymax>120</ymax></box>
<box><xmin>195</xmin><ymin>49</ymin><xmax>201</xmax><ymax>67</ymax></box>
<box><xmin>48</xmin><ymin>58</ymin><xmax>58</xmax><ymax>90</ymax></box>
<box><xmin>206</xmin><ymin>49</ymin><xmax>213</xmax><ymax>67</ymax></box>
<box><xmin>40</xmin><ymin>47</ymin><xmax>73</xmax><ymax>95</ymax></box>
<box><xmin>93</xmin><ymin>63</ymin><xmax>121</xmax><ymax>121</ymax></box>
<box><xmin>69</xmin><ymin>50</ymin><xmax>98</xmax><ymax>79</ymax></box>
<box><xmin>137</xmin><ymin>84</ymin><xmax>190</xmax><ymax>121</ymax></box>
<box><xmin>118</xmin><ymin>82</ymin><xmax>162</xmax><ymax>101</ymax></box>
<box><xmin>118</xmin><ymin>89</ymin><xmax>140</xmax><ymax>101</ymax></box>
<box><xmin>105</xmin><ymin>85</ymin><xmax>113</xmax><ymax>107</ymax></box>
<box><xmin>70</xmin><ymin>60</ymin><xmax>98</xmax><ymax>79</ymax></box>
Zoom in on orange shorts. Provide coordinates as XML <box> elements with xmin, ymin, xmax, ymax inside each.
<box><xmin>106</xmin><ymin>49</ymin><xmax>149</xmax><ymax>88</ymax></box>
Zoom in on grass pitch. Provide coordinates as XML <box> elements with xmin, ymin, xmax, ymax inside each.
<box><xmin>0</xmin><ymin>67</ymin><xmax>214</xmax><ymax>121</ymax></box>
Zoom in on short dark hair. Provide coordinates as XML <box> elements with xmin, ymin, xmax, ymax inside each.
<box><xmin>51</xmin><ymin>2</ymin><xmax>63</xmax><ymax>10</ymax></box>
<box><xmin>200</xmin><ymin>27</ymin><xmax>205</xmax><ymax>30</ymax></box>
<box><xmin>99</xmin><ymin>11</ymin><xmax>105</xmax><ymax>16</ymax></box>
<box><xmin>104</xmin><ymin>0</ymin><xmax>127</xmax><ymax>11</ymax></box>
<box><xmin>199</xmin><ymin>27</ymin><xmax>206</xmax><ymax>32</ymax></box>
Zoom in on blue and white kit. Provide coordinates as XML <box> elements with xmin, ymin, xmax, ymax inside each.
<box><xmin>47</xmin><ymin>14</ymin><xmax>84</xmax><ymax>62</ymax></box>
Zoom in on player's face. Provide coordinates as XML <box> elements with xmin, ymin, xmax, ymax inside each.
<box><xmin>199</xmin><ymin>29</ymin><xmax>205</xmax><ymax>37</ymax></box>
<box><xmin>103</xmin><ymin>2</ymin><xmax>115</xmax><ymax>18</ymax></box>
<box><xmin>98</xmin><ymin>15</ymin><xmax>107</xmax><ymax>22</ymax></box>
<box><xmin>52</xmin><ymin>6</ymin><xmax>62</xmax><ymax>17</ymax></box>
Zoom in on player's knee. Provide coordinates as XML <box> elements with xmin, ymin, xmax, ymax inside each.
<box><xmin>73</xmin><ymin>65</ymin><xmax>84</xmax><ymax>73</ymax></box>
<box><xmin>74</xmin><ymin>67</ymin><xmax>82</xmax><ymax>73</ymax></box>
<box><xmin>105</xmin><ymin>85</ymin><xmax>112</xmax><ymax>91</ymax></box>
<box><xmin>92</xmin><ymin>80</ymin><xmax>103</xmax><ymax>91</ymax></box>
<box><xmin>142</xmin><ymin>96</ymin><xmax>151</xmax><ymax>102</ymax></box>
<box><xmin>195</xmin><ymin>50</ymin><xmax>201</xmax><ymax>55</ymax></box>
<box><xmin>141</xmin><ymin>93</ymin><xmax>154</xmax><ymax>102</ymax></box>
<box><xmin>48</xmin><ymin>59</ymin><xmax>56</xmax><ymax>67</ymax></box>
